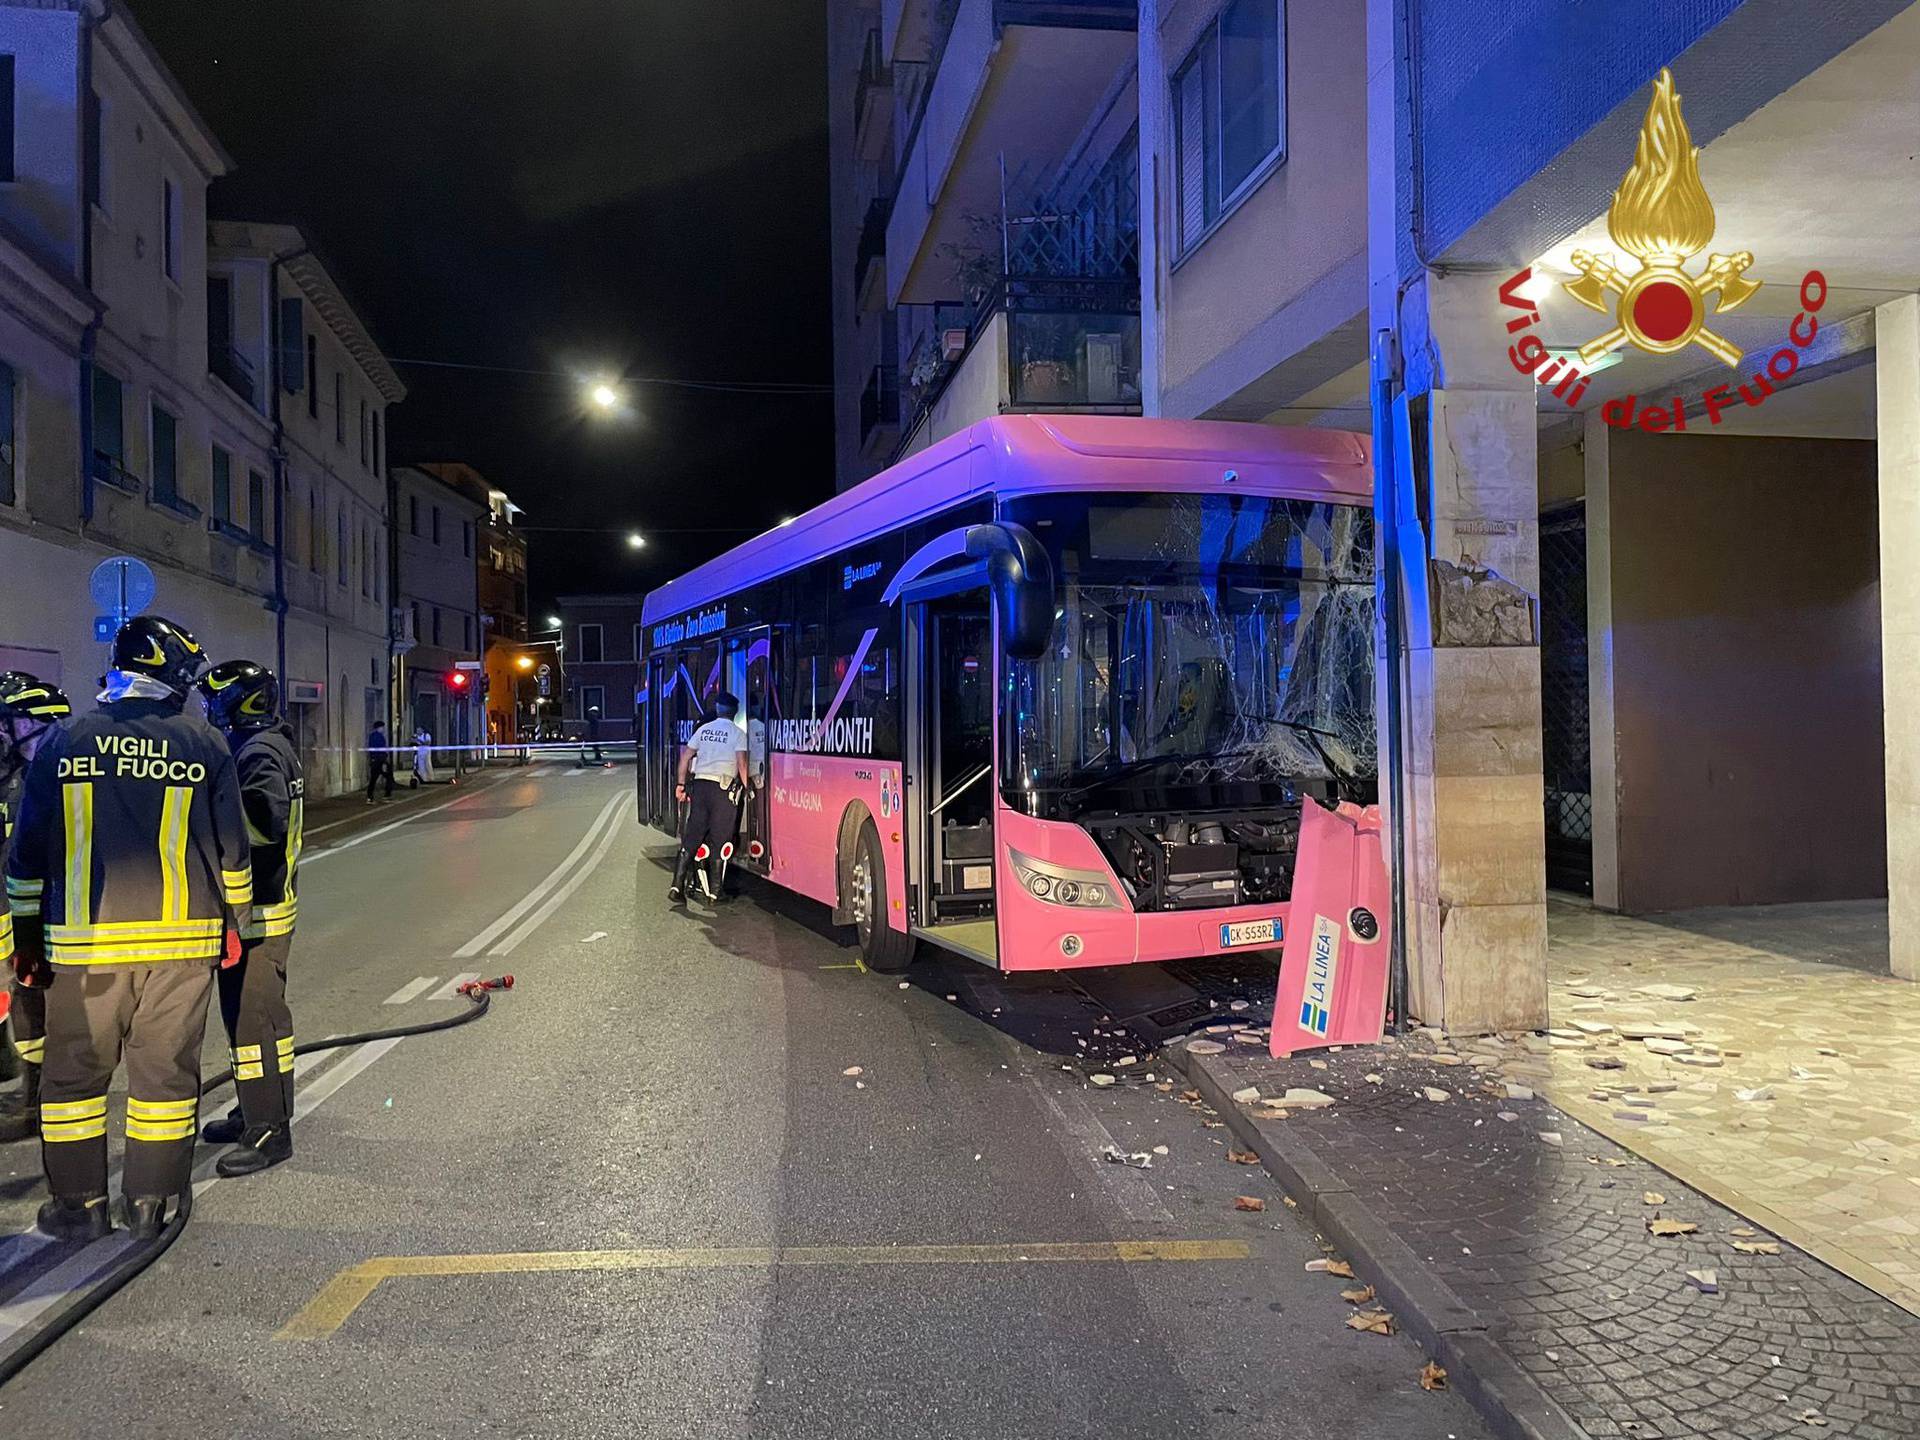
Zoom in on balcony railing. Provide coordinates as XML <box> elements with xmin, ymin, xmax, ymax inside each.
<box><xmin>855</xmin><ymin>26</ymin><xmax>891</xmax><ymax>125</ymax></box>
<box><xmin>994</xmin><ymin>0</ymin><xmax>1136</xmax><ymax>29</ymax></box>
<box><xmin>1002</xmin><ymin>277</ymin><xmax>1141</xmax><ymax>409</ymax></box>
<box><xmin>210</xmin><ymin>343</ymin><xmax>257</xmax><ymax>406</ymax></box>
<box><xmin>860</xmin><ymin>364</ymin><xmax>902</xmax><ymax>450</ymax></box>
<box><xmin>854</xmin><ymin>195</ymin><xmax>892</xmax><ymax>306</ymax></box>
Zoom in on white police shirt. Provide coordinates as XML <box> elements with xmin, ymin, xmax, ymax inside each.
<box><xmin>686</xmin><ymin>716</ymin><xmax>748</xmax><ymax>782</ymax></box>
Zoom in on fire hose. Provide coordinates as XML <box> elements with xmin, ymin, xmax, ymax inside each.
<box><xmin>0</xmin><ymin>975</ymin><xmax>514</xmax><ymax>1387</ymax></box>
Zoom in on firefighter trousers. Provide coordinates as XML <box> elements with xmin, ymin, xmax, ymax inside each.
<box><xmin>7</xmin><ymin>980</ymin><xmax>45</xmax><ymax>1113</ymax></box>
<box><xmin>218</xmin><ymin>934</ymin><xmax>294</xmax><ymax>1128</ymax></box>
<box><xmin>41</xmin><ymin>963</ymin><xmax>214</xmax><ymax>1202</ymax></box>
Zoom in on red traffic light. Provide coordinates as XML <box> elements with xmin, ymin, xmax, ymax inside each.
<box><xmin>448</xmin><ymin>671</ymin><xmax>470</xmax><ymax>689</ymax></box>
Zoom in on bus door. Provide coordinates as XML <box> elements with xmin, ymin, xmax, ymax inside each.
<box><xmin>723</xmin><ymin>628</ymin><xmax>773</xmax><ymax>874</ymax></box>
<box><xmin>905</xmin><ymin>586</ymin><xmax>997</xmax><ymax>962</ymax></box>
<box><xmin>641</xmin><ymin>654</ymin><xmax>667</xmax><ymax>826</ymax></box>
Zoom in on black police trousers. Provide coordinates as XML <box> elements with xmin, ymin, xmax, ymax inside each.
<box><xmin>41</xmin><ymin>963</ymin><xmax>213</xmax><ymax>1202</ymax></box>
<box><xmin>218</xmin><ymin>933</ymin><xmax>295</xmax><ymax>1128</ymax></box>
<box><xmin>678</xmin><ymin>779</ymin><xmax>739</xmax><ymax>870</ymax></box>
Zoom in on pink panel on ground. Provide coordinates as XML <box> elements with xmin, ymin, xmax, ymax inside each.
<box><xmin>1271</xmin><ymin>802</ymin><xmax>1391</xmax><ymax>1055</ymax></box>
<box><xmin>767</xmin><ymin>753</ymin><xmax>906</xmax><ymax>920</ymax></box>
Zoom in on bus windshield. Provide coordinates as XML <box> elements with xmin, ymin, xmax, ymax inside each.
<box><xmin>1000</xmin><ymin>491</ymin><xmax>1376</xmax><ymax>819</ymax></box>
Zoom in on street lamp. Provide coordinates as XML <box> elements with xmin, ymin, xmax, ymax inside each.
<box><xmin>626</xmin><ymin>532</ymin><xmax>646</xmax><ymax>550</ymax></box>
<box><xmin>545</xmin><ymin>614</ymin><xmax>562</xmax><ymax>629</ymax></box>
<box><xmin>516</xmin><ymin>655</ymin><xmax>534</xmax><ymax>672</ymax></box>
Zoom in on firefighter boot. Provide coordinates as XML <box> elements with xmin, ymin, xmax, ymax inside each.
<box><xmin>667</xmin><ymin>849</ymin><xmax>694</xmax><ymax>905</ymax></box>
<box><xmin>36</xmin><ymin>1194</ymin><xmax>112</xmax><ymax>1243</ymax></box>
<box><xmin>120</xmin><ymin>1190</ymin><xmax>190</xmax><ymax>1241</ymax></box>
<box><xmin>215</xmin><ymin>1122</ymin><xmax>292</xmax><ymax>1177</ymax></box>
<box><xmin>0</xmin><ymin>1066</ymin><xmax>37</xmax><ymax>1142</ymax></box>
<box><xmin>201</xmin><ymin>1104</ymin><xmax>245</xmax><ymax>1144</ymax></box>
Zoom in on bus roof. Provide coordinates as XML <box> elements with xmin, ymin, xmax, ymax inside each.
<box><xmin>641</xmin><ymin>414</ymin><xmax>1372</xmax><ymax>626</ymax></box>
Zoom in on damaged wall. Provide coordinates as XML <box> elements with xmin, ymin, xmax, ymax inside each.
<box><xmin>1604</xmin><ymin>430</ymin><xmax>1886</xmax><ymax>911</ymax></box>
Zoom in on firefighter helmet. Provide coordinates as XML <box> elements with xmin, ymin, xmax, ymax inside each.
<box><xmin>198</xmin><ymin>659</ymin><xmax>281</xmax><ymax>732</ymax></box>
<box><xmin>110</xmin><ymin>615</ymin><xmax>210</xmax><ymax>697</ymax></box>
<box><xmin>0</xmin><ymin>672</ymin><xmax>73</xmax><ymax>722</ymax></box>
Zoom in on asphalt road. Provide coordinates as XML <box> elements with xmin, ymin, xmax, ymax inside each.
<box><xmin>0</xmin><ymin>765</ymin><xmax>1488</xmax><ymax>1439</ymax></box>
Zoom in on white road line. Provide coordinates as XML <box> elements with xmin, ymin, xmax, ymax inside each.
<box><xmin>452</xmin><ymin>792</ymin><xmax>626</xmax><ymax>957</ymax></box>
<box><xmin>383</xmin><ymin>976</ymin><xmax>440</xmax><ymax>1006</ymax></box>
<box><xmin>429</xmin><ymin>972</ymin><xmax>480</xmax><ymax>1002</ymax></box>
<box><xmin>1027</xmin><ymin>1071</ymin><xmax>1176</xmax><ymax>1226</ymax></box>
<box><xmin>489</xmin><ymin>809</ymin><xmax>627</xmax><ymax>956</ymax></box>
<box><xmin>304</xmin><ymin>790</ymin><xmax>473</xmax><ymax>860</ymax></box>
<box><xmin>287</xmin><ymin>1036</ymin><xmax>405</xmax><ymax>1121</ymax></box>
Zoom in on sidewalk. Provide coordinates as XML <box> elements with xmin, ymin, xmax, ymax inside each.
<box><xmin>300</xmin><ymin>759</ymin><xmax>526</xmax><ymax>848</ymax></box>
<box><xmin>1173</xmin><ymin>1027</ymin><xmax>1920</xmax><ymax>1440</ymax></box>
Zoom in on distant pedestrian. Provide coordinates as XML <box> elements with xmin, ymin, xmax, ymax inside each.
<box><xmin>411</xmin><ymin>726</ymin><xmax>433</xmax><ymax>787</ymax></box>
<box><xmin>365</xmin><ymin>722</ymin><xmax>396</xmax><ymax>803</ymax></box>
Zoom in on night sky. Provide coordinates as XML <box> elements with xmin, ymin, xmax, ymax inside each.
<box><xmin>130</xmin><ymin>0</ymin><xmax>835</xmax><ymax>607</ymax></box>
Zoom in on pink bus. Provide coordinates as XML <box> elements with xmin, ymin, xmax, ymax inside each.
<box><xmin>638</xmin><ymin>414</ymin><xmax>1376</xmax><ymax>975</ymax></box>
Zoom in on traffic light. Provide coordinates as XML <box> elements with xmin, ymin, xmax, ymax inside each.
<box><xmin>448</xmin><ymin>670</ymin><xmax>470</xmax><ymax>691</ymax></box>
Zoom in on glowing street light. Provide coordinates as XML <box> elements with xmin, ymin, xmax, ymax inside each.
<box><xmin>626</xmin><ymin>532</ymin><xmax>647</xmax><ymax>550</ymax></box>
<box><xmin>587</xmin><ymin>381</ymin><xmax>622</xmax><ymax>412</ymax></box>
<box><xmin>515</xmin><ymin>655</ymin><xmax>534</xmax><ymax>671</ymax></box>
<box><xmin>545</xmin><ymin>614</ymin><xmax>562</xmax><ymax>629</ymax></box>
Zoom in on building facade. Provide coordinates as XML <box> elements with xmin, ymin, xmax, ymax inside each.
<box><xmin>390</xmin><ymin>464</ymin><xmax>483</xmax><ymax>754</ymax></box>
<box><xmin>829</xmin><ymin>0</ymin><xmax>1920</xmax><ymax>1021</ymax></box>
<box><xmin>554</xmin><ymin>594</ymin><xmax>644</xmax><ymax>743</ymax></box>
<box><xmin>416</xmin><ymin>461</ymin><xmax>530</xmax><ymax>745</ymax></box>
<box><xmin>0</xmin><ymin>3</ymin><xmax>401</xmax><ymax>798</ymax></box>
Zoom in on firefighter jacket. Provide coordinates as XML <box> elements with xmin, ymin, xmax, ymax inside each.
<box><xmin>0</xmin><ymin>769</ymin><xmax>17</xmax><ymax>966</ymax></box>
<box><xmin>234</xmin><ymin>725</ymin><xmax>304</xmax><ymax>941</ymax></box>
<box><xmin>5</xmin><ymin>698</ymin><xmax>252</xmax><ymax>969</ymax></box>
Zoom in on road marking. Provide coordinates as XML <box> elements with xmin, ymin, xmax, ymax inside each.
<box><xmin>453</xmin><ymin>792</ymin><xmax>626</xmax><ymax>957</ymax></box>
<box><xmin>1026</xmin><ymin>1070</ymin><xmax>1177</xmax><ymax>1225</ymax></box>
<box><xmin>276</xmin><ymin>1239</ymin><xmax>1250</xmax><ymax>1339</ymax></box>
<box><xmin>429</xmin><ymin>973</ymin><xmax>480</xmax><ymax>1002</ymax></box>
<box><xmin>304</xmin><ymin>784</ymin><xmax>489</xmax><ymax>860</ymax></box>
<box><xmin>383</xmin><ymin>976</ymin><xmax>440</xmax><ymax>1006</ymax></box>
<box><xmin>486</xmin><ymin>807</ymin><xmax>627</xmax><ymax>956</ymax></box>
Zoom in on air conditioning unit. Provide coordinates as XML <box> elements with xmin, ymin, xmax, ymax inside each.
<box><xmin>286</xmin><ymin>679</ymin><xmax>324</xmax><ymax>706</ymax></box>
<box><xmin>940</xmin><ymin>327</ymin><xmax>969</xmax><ymax>361</ymax></box>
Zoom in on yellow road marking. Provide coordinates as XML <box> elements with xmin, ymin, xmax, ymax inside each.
<box><xmin>818</xmin><ymin>962</ymin><xmax>861</xmax><ymax>970</ymax></box>
<box><xmin>277</xmin><ymin>1239</ymin><xmax>1250</xmax><ymax>1340</ymax></box>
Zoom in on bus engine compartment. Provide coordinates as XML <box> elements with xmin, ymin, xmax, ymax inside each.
<box><xmin>1088</xmin><ymin>809</ymin><xmax>1302</xmax><ymax>912</ymax></box>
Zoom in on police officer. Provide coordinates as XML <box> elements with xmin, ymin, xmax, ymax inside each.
<box><xmin>669</xmin><ymin>692</ymin><xmax>751</xmax><ymax>905</ymax></box>
<box><xmin>196</xmin><ymin>660</ymin><xmax>303</xmax><ymax>1176</ymax></box>
<box><xmin>0</xmin><ymin>674</ymin><xmax>73</xmax><ymax>1144</ymax></box>
<box><xmin>5</xmin><ymin>617</ymin><xmax>251</xmax><ymax>1241</ymax></box>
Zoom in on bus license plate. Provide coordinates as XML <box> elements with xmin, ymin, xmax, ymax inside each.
<box><xmin>1219</xmin><ymin>918</ymin><xmax>1280</xmax><ymax>949</ymax></box>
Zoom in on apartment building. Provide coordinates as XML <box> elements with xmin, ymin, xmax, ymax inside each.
<box><xmin>0</xmin><ymin>3</ymin><xmax>402</xmax><ymax>797</ymax></box>
<box><xmin>390</xmin><ymin>464</ymin><xmax>484</xmax><ymax>753</ymax></box>
<box><xmin>554</xmin><ymin>594</ymin><xmax>644</xmax><ymax>743</ymax></box>
<box><xmin>416</xmin><ymin>461</ymin><xmax>530</xmax><ymax>744</ymax></box>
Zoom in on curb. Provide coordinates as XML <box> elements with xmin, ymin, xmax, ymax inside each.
<box><xmin>1169</xmin><ymin>1045</ymin><xmax>1590</xmax><ymax>1440</ymax></box>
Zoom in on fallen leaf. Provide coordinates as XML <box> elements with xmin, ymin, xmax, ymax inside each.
<box><xmin>842</xmin><ymin>1066</ymin><xmax>864</xmax><ymax>1077</ymax></box>
<box><xmin>1730</xmin><ymin>1226</ymin><xmax>1758</xmax><ymax>1238</ymax></box>
<box><xmin>1234</xmin><ymin>1195</ymin><xmax>1266</xmax><ymax>1212</ymax></box>
<box><xmin>1227</xmin><ymin>1149</ymin><xmax>1261</xmax><ymax>1166</ymax></box>
<box><xmin>1643</xmin><ymin>1191</ymin><xmax>1667</xmax><ymax>1206</ymax></box>
<box><xmin>1340</xmin><ymin>1285</ymin><xmax>1376</xmax><ymax>1305</ymax></box>
<box><xmin>1419</xmin><ymin>1361</ymin><xmax>1449</xmax><ymax>1391</ymax></box>
<box><xmin>1733</xmin><ymin>1240</ymin><xmax>1781</xmax><ymax>1256</ymax></box>
<box><xmin>1648</xmin><ymin>1217</ymin><xmax>1699</xmax><ymax>1237</ymax></box>
<box><xmin>1179</xmin><ymin>1089</ymin><xmax>1203</xmax><ymax>1103</ymax></box>
<box><xmin>1305</xmin><ymin>1258</ymin><xmax>1355</xmax><ymax>1278</ymax></box>
<box><xmin>1154</xmin><ymin>1082</ymin><xmax>1174</xmax><ymax>1093</ymax></box>
<box><xmin>1345</xmin><ymin>1309</ymin><xmax>1395</xmax><ymax>1336</ymax></box>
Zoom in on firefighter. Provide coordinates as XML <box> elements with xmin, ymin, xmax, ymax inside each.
<box><xmin>0</xmin><ymin>674</ymin><xmax>73</xmax><ymax>1144</ymax></box>
<box><xmin>669</xmin><ymin>691</ymin><xmax>751</xmax><ymax>905</ymax></box>
<box><xmin>195</xmin><ymin>660</ymin><xmax>303</xmax><ymax>1177</ymax></box>
<box><xmin>5</xmin><ymin>617</ymin><xmax>251</xmax><ymax>1241</ymax></box>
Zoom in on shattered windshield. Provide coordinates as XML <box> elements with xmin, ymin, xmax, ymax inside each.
<box><xmin>1000</xmin><ymin>491</ymin><xmax>1376</xmax><ymax>818</ymax></box>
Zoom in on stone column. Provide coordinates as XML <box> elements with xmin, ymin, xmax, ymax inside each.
<box><xmin>1137</xmin><ymin>0</ymin><xmax>1168</xmax><ymax>418</ymax></box>
<box><xmin>1878</xmin><ymin>293</ymin><xmax>1920</xmax><ymax>982</ymax></box>
<box><xmin>1396</xmin><ymin>269</ymin><xmax>1550</xmax><ymax>1033</ymax></box>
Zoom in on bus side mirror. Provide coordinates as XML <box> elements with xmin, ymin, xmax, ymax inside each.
<box><xmin>965</xmin><ymin>523</ymin><xmax>1054</xmax><ymax>661</ymax></box>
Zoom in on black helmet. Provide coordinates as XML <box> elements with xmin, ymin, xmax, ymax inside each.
<box><xmin>713</xmin><ymin>690</ymin><xmax>740</xmax><ymax>717</ymax></box>
<box><xmin>198</xmin><ymin>659</ymin><xmax>281</xmax><ymax>731</ymax></box>
<box><xmin>0</xmin><ymin>672</ymin><xmax>73</xmax><ymax>722</ymax></box>
<box><xmin>111</xmin><ymin>615</ymin><xmax>209</xmax><ymax>696</ymax></box>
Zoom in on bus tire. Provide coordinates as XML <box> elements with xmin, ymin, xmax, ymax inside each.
<box><xmin>848</xmin><ymin>824</ymin><xmax>915</xmax><ymax>973</ymax></box>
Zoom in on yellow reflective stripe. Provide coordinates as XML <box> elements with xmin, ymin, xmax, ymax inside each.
<box><xmin>158</xmin><ymin>785</ymin><xmax>191</xmax><ymax>922</ymax></box>
<box><xmin>8</xmin><ymin>875</ymin><xmax>44</xmax><ymax>899</ymax></box>
<box><xmin>275</xmin><ymin>1036</ymin><xmax>295</xmax><ymax>1052</ymax></box>
<box><xmin>0</xmin><ymin>909</ymin><xmax>12</xmax><ymax>957</ymax></box>
<box><xmin>127</xmin><ymin>1096</ymin><xmax>196</xmax><ymax>1118</ymax></box>
<box><xmin>287</xmin><ymin>796</ymin><xmax>303</xmax><ymax>901</ymax></box>
<box><xmin>50</xmin><ymin>919</ymin><xmax>224</xmax><ymax>938</ymax></box>
<box><xmin>234</xmin><ymin>1063</ymin><xmax>265</xmax><ymax>1080</ymax></box>
<box><xmin>277</xmin><ymin>1036</ymin><xmax>296</xmax><ymax>1072</ymax></box>
<box><xmin>125</xmin><ymin>1118</ymin><xmax>196</xmax><ymax>1142</ymax></box>
<box><xmin>13</xmin><ymin>1035</ymin><xmax>44</xmax><ymax>1063</ymax></box>
<box><xmin>43</xmin><ymin>1116</ymin><xmax>108</xmax><ymax>1142</ymax></box>
<box><xmin>233</xmin><ymin>1044</ymin><xmax>263</xmax><ymax>1063</ymax></box>
<box><xmin>222</xmin><ymin>868</ymin><xmax>255</xmax><ymax>906</ymax></box>
<box><xmin>40</xmin><ymin>1105</ymin><xmax>108</xmax><ymax>1128</ymax></box>
<box><xmin>255</xmin><ymin>899</ymin><xmax>299</xmax><ymax>920</ymax></box>
<box><xmin>63</xmin><ymin>782</ymin><xmax>93</xmax><ymax>927</ymax></box>
<box><xmin>50</xmin><ymin>940</ymin><xmax>223</xmax><ymax>964</ymax></box>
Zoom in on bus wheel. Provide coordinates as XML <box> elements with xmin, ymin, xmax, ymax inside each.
<box><xmin>848</xmin><ymin>825</ymin><xmax>915</xmax><ymax>974</ymax></box>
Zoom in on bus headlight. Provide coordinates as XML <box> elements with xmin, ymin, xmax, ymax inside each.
<box><xmin>1009</xmin><ymin>849</ymin><xmax>1122</xmax><ymax>909</ymax></box>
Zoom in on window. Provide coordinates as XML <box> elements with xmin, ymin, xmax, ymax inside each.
<box><xmin>462</xmin><ymin>520</ymin><xmax>473</xmax><ymax>558</ymax></box>
<box><xmin>333</xmin><ymin>373</ymin><xmax>344</xmax><ymax>443</ymax></box>
<box><xmin>1173</xmin><ymin>0</ymin><xmax>1284</xmax><ymax>256</ymax></box>
<box><xmin>370</xmin><ymin>411</ymin><xmax>381</xmax><ymax>474</ymax></box>
<box><xmin>359</xmin><ymin>400</ymin><xmax>369</xmax><ymax>467</ymax></box>
<box><xmin>431</xmin><ymin>505</ymin><xmax>441</xmax><ymax>545</ymax></box>
<box><xmin>373</xmin><ymin>531</ymin><xmax>383</xmax><ymax>602</ymax></box>
<box><xmin>361</xmin><ymin>523</ymin><xmax>372</xmax><ymax>597</ymax></box>
<box><xmin>0</xmin><ymin>358</ymin><xmax>15</xmax><ymax>506</ymax></box>
<box><xmin>579</xmin><ymin>685</ymin><xmax>605</xmax><ymax>721</ymax></box>
<box><xmin>151</xmin><ymin>404</ymin><xmax>179</xmax><ymax>506</ymax></box>
<box><xmin>306</xmin><ymin>335</ymin><xmax>318</xmax><ymax>419</ymax></box>
<box><xmin>337</xmin><ymin>507</ymin><xmax>348</xmax><ymax>586</ymax></box>
<box><xmin>0</xmin><ymin>56</ymin><xmax>15</xmax><ymax>184</ymax></box>
<box><xmin>161</xmin><ymin>177</ymin><xmax>181</xmax><ymax>281</ymax></box>
<box><xmin>92</xmin><ymin>367</ymin><xmax>125</xmax><ymax>481</ymax></box>
<box><xmin>577</xmin><ymin>623</ymin><xmax>604</xmax><ymax>664</ymax></box>
<box><xmin>248</xmin><ymin>469</ymin><xmax>266</xmax><ymax>539</ymax></box>
<box><xmin>409</xmin><ymin>494</ymin><xmax>420</xmax><ymax>536</ymax></box>
<box><xmin>432</xmin><ymin>607</ymin><xmax>443</xmax><ymax>646</ymax></box>
<box><xmin>308</xmin><ymin>489</ymin><xmax>322</xmax><ymax>569</ymax></box>
<box><xmin>211</xmin><ymin>444</ymin><xmax>232</xmax><ymax>524</ymax></box>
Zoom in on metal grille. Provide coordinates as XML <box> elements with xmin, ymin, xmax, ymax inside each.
<box><xmin>1539</xmin><ymin>504</ymin><xmax>1592</xmax><ymax>893</ymax></box>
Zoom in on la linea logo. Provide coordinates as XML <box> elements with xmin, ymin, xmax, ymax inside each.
<box><xmin>1499</xmin><ymin>67</ymin><xmax>1828</xmax><ymax>431</ymax></box>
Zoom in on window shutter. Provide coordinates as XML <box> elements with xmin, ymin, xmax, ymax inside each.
<box><xmin>1176</xmin><ymin>63</ymin><xmax>1207</xmax><ymax>250</ymax></box>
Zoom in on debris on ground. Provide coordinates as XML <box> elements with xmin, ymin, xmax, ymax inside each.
<box><xmin>1234</xmin><ymin>1195</ymin><xmax>1266</xmax><ymax>1212</ymax></box>
<box><xmin>1185</xmin><ymin>1039</ymin><xmax>1227</xmax><ymax>1056</ymax></box>
<box><xmin>579</xmin><ymin>931</ymin><xmax>609</xmax><ymax>943</ymax></box>
<box><xmin>1365</xmin><ymin>1073</ymin><xmax>1384</xmax><ymax>1085</ymax></box>
<box><xmin>1796</xmin><ymin>1409</ymin><xmax>1829</xmax><ymax>1427</ymax></box>
<box><xmin>1340</xmin><ymin>1285</ymin><xmax>1375</xmax><ymax>1304</ymax></box>
<box><xmin>1226</xmin><ymin>1148</ymin><xmax>1261</xmax><ymax>1165</ymax></box>
<box><xmin>1346</xmin><ymin>1309</ymin><xmax>1395</xmax><ymax>1336</ymax></box>
<box><xmin>1538</xmin><ymin>1131</ymin><xmax>1563</xmax><ymax>1146</ymax></box>
<box><xmin>1734</xmin><ymin>1086</ymin><xmax>1775</xmax><ymax>1103</ymax></box>
<box><xmin>1231</xmin><ymin>1085</ymin><xmax>1263</xmax><ymax>1104</ymax></box>
<box><xmin>1733</xmin><ymin>1240</ymin><xmax>1782</xmax><ymax>1255</ymax></box>
<box><xmin>1504</xmin><ymin>1084</ymin><xmax>1535</xmax><ymax>1101</ymax></box>
<box><xmin>1422</xmin><ymin>1087</ymin><xmax>1451</xmax><ymax>1102</ymax></box>
<box><xmin>1306</xmin><ymin>1258</ymin><xmax>1356</xmax><ymax>1277</ymax></box>
<box><xmin>1686</xmin><ymin>1268</ymin><xmax>1719</xmax><ymax>1294</ymax></box>
<box><xmin>1280</xmin><ymin>1088</ymin><xmax>1335</xmax><ymax>1108</ymax></box>
<box><xmin>1099</xmin><ymin>1145</ymin><xmax>1152</xmax><ymax>1168</ymax></box>
<box><xmin>1089</xmin><ymin>1073</ymin><xmax>1117</xmax><ymax>1087</ymax></box>
<box><xmin>1634</xmin><ymin>983</ymin><xmax>1699</xmax><ymax>1002</ymax></box>
<box><xmin>1731</xmin><ymin>1226</ymin><xmax>1759</xmax><ymax>1238</ymax></box>
<box><xmin>1588</xmin><ymin>1155</ymin><xmax>1627</xmax><ymax>1168</ymax></box>
<box><xmin>1419</xmin><ymin>1361</ymin><xmax>1449</xmax><ymax>1391</ymax></box>
<box><xmin>842</xmin><ymin>1066</ymin><xmax>863</xmax><ymax>1077</ymax></box>
<box><xmin>1643</xmin><ymin>1191</ymin><xmax>1667</xmax><ymax>1206</ymax></box>
<box><xmin>1649</xmin><ymin>1217</ymin><xmax>1699</xmax><ymax>1237</ymax></box>
<box><xmin>1496</xmin><ymin>1111</ymin><xmax>1518</xmax><ymax>1122</ymax></box>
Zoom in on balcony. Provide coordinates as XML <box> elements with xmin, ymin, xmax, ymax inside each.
<box><xmin>859</xmin><ymin>364</ymin><xmax>902</xmax><ymax>456</ymax></box>
<box><xmin>854</xmin><ymin>28</ymin><xmax>892</xmax><ymax>163</ymax></box>
<box><xmin>885</xmin><ymin>0</ymin><xmax>1137</xmax><ymax>306</ymax></box>
<box><xmin>210</xmin><ymin>342</ymin><xmax>257</xmax><ymax>406</ymax></box>
<box><xmin>855</xmin><ymin>196</ymin><xmax>892</xmax><ymax>313</ymax></box>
